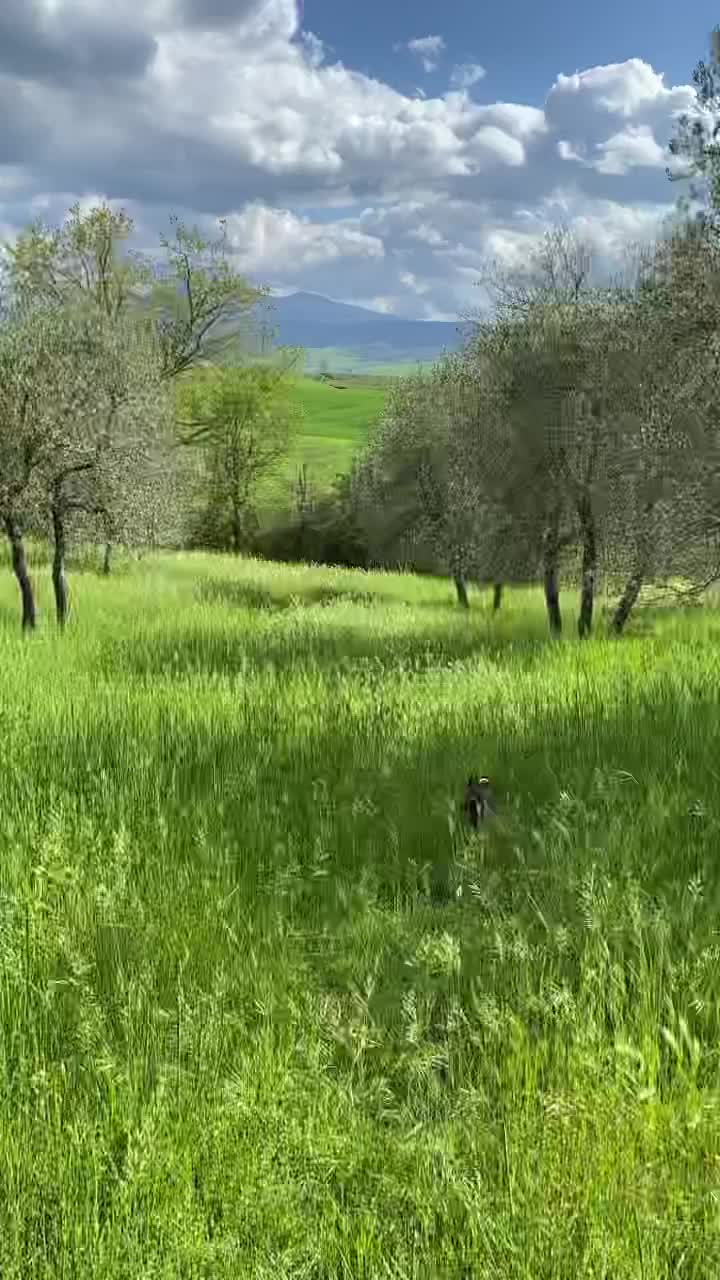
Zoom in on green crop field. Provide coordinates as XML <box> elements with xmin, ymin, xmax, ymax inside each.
<box><xmin>258</xmin><ymin>374</ymin><xmax>390</xmax><ymax>509</ymax></box>
<box><xmin>1</xmin><ymin>550</ymin><xmax>720</xmax><ymax>1275</ymax></box>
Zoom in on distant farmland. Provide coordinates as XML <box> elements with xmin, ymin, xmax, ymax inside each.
<box><xmin>257</xmin><ymin>373</ymin><xmax>391</xmax><ymax>510</ymax></box>
<box><xmin>300</xmin><ymin>346</ymin><xmax>439</xmax><ymax>375</ymax></box>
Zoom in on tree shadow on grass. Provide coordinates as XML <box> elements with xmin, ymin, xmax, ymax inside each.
<box><xmin>196</xmin><ymin>577</ymin><xmax>377</xmax><ymax>612</ymax></box>
<box><xmin>12</xmin><ymin>670</ymin><xmax>720</xmax><ymax>1178</ymax></box>
<box><xmin>196</xmin><ymin>579</ymin><xmax>284</xmax><ymax>611</ymax></box>
<box><xmin>100</xmin><ymin>610</ymin><xmax>556</xmax><ymax>680</ymax></box>
<box><xmin>0</xmin><ymin>602</ymin><xmax>23</xmax><ymax>630</ymax></box>
<box><xmin>19</xmin><ymin>671</ymin><xmax>720</xmax><ymax>1037</ymax></box>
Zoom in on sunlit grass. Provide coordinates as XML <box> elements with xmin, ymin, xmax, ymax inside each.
<box><xmin>1</xmin><ymin>551</ymin><xmax>720</xmax><ymax>1275</ymax></box>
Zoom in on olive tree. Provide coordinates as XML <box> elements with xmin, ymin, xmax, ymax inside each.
<box><xmin>2</xmin><ymin>202</ymin><xmax>270</xmax><ymax>574</ymax></box>
<box><xmin>460</xmin><ymin>218</ymin><xmax>720</xmax><ymax>637</ymax></box>
<box><xmin>4</xmin><ymin>203</ymin><xmax>266</xmax><ymax>380</ymax></box>
<box><xmin>462</xmin><ymin>225</ymin><xmax>621</xmax><ymax>635</ymax></box>
<box><xmin>595</xmin><ymin>223</ymin><xmax>720</xmax><ymax>630</ymax></box>
<box><xmin>353</xmin><ymin>365</ymin><xmax>488</xmax><ymax>605</ymax></box>
<box><xmin>34</xmin><ymin>303</ymin><xmax>171</xmax><ymax>626</ymax></box>
<box><xmin>0</xmin><ymin>304</ymin><xmax>55</xmax><ymax>628</ymax></box>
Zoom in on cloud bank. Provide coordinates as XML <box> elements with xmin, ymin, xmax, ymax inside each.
<box><xmin>0</xmin><ymin>0</ymin><xmax>701</xmax><ymax>321</ymax></box>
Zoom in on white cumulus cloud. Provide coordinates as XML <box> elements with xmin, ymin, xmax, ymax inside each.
<box><xmin>450</xmin><ymin>63</ymin><xmax>486</xmax><ymax>91</ymax></box>
<box><xmin>0</xmin><ymin>0</ymin><xmax>704</xmax><ymax>321</ymax></box>
<box><xmin>404</xmin><ymin>34</ymin><xmax>447</xmax><ymax>73</ymax></box>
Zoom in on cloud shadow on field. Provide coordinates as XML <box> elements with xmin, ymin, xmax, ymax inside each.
<box><xmin>19</xmin><ymin>661</ymin><xmax>720</xmax><ymax>958</ymax></box>
<box><xmin>100</xmin><ymin>610</ymin><xmax>555</xmax><ymax>680</ymax></box>
<box><xmin>196</xmin><ymin>577</ymin><xmax>376</xmax><ymax>611</ymax></box>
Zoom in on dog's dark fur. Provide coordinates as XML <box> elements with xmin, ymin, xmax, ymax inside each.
<box><xmin>463</xmin><ymin>775</ymin><xmax>493</xmax><ymax>827</ymax></box>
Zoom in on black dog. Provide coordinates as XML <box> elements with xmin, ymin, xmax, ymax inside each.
<box><xmin>463</xmin><ymin>775</ymin><xmax>494</xmax><ymax>828</ymax></box>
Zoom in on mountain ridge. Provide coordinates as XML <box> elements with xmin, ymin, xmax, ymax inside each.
<box><xmin>266</xmin><ymin>290</ymin><xmax>468</xmax><ymax>364</ymax></box>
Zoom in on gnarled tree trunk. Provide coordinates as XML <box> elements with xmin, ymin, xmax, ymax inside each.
<box><xmin>453</xmin><ymin>574</ymin><xmax>469</xmax><ymax>609</ymax></box>
<box><xmin>577</xmin><ymin>493</ymin><xmax>597</xmax><ymax>639</ymax></box>
<box><xmin>4</xmin><ymin>515</ymin><xmax>36</xmax><ymax>631</ymax></box>
<box><xmin>51</xmin><ymin>495</ymin><xmax>70</xmax><ymax>629</ymax></box>
<box><xmin>612</xmin><ymin>566</ymin><xmax>646</xmax><ymax>635</ymax></box>
<box><xmin>493</xmin><ymin>582</ymin><xmax>503</xmax><ymax>612</ymax></box>
<box><xmin>611</xmin><ymin>503</ymin><xmax>654</xmax><ymax>636</ymax></box>
<box><xmin>543</xmin><ymin>507</ymin><xmax>563</xmax><ymax>635</ymax></box>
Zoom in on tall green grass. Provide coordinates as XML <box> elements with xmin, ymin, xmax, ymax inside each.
<box><xmin>1</xmin><ymin>553</ymin><xmax>720</xmax><ymax>1276</ymax></box>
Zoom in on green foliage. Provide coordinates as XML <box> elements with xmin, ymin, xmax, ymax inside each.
<box><xmin>178</xmin><ymin>363</ymin><xmax>303</xmax><ymax>553</ymax></box>
<box><xmin>3</xmin><ymin>203</ymin><xmax>270</xmax><ymax>383</ymax></box>
<box><xmin>0</xmin><ymin>200</ymin><xmax>279</xmax><ymax>624</ymax></box>
<box><xmin>256</xmin><ymin>466</ymin><xmax>370</xmax><ymax>568</ymax></box>
<box><xmin>202</xmin><ymin>374</ymin><xmax>388</xmax><ymax>518</ymax></box>
<box><xmin>0</xmin><ymin>297</ymin><xmax>174</xmax><ymax>537</ymax></box>
<box><xmin>667</xmin><ymin>26</ymin><xmax>720</xmax><ymax>225</ymax></box>
<box><xmin>3</xmin><ymin>201</ymin><xmax>144</xmax><ymax>319</ymax></box>
<box><xmin>353</xmin><ymin>220</ymin><xmax>720</xmax><ymax>632</ymax></box>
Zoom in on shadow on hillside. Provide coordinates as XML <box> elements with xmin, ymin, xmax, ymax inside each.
<box><xmin>12</xmin><ymin>671</ymin><xmax>719</xmax><ymax>1142</ymax></box>
<box><xmin>195</xmin><ymin>573</ymin><xmax>559</xmax><ymax>627</ymax></box>
<box><xmin>196</xmin><ymin>578</ymin><xmax>376</xmax><ymax>612</ymax></box>
<box><xmin>101</xmin><ymin>611</ymin><xmax>554</xmax><ymax>680</ymax></box>
<box><xmin>19</xmin><ymin>664</ymin><xmax>719</xmax><ymax>935</ymax></box>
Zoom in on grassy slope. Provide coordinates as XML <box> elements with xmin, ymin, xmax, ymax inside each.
<box><xmin>257</xmin><ymin>374</ymin><xmax>389</xmax><ymax>510</ymax></box>
<box><xmin>1</xmin><ymin>551</ymin><xmax>720</xmax><ymax>1275</ymax></box>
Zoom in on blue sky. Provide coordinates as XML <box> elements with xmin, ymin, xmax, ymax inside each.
<box><xmin>0</xmin><ymin>0</ymin><xmax>716</xmax><ymax>320</ymax></box>
<box><xmin>304</xmin><ymin>0</ymin><xmax>718</xmax><ymax>109</ymax></box>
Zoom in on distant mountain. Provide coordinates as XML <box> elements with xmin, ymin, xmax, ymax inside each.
<box><xmin>267</xmin><ymin>291</ymin><xmax>468</xmax><ymax>365</ymax></box>
<box><xmin>147</xmin><ymin>280</ymin><xmax>470</xmax><ymax>369</ymax></box>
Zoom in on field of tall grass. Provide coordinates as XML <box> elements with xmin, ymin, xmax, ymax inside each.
<box><xmin>1</xmin><ymin>551</ymin><xmax>720</xmax><ymax>1276</ymax></box>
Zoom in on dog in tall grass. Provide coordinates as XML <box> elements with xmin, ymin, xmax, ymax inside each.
<box><xmin>463</xmin><ymin>775</ymin><xmax>495</xmax><ymax>828</ymax></box>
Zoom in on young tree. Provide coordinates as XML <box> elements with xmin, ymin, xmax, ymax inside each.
<box><xmin>354</xmin><ymin>366</ymin><xmax>483</xmax><ymax>603</ymax></box>
<box><xmin>176</xmin><ymin>361</ymin><xmax>302</xmax><ymax>554</ymax></box>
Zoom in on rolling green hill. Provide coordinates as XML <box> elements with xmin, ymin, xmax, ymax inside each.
<box><xmin>258</xmin><ymin>373</ymin><xmax>390</xmax><ymax>510</ymax></box>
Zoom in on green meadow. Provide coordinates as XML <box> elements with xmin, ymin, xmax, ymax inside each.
<box><xmin>257</xmin><ymin>374</ymin><xmax>389</xmax><ymax>508</ymax></box>
<box><xmin>1</xmin><ymin>550</ymin><xmax>720</xmax><ymax>1275</ymax></box>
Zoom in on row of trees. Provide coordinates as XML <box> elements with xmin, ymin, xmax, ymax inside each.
<box><xmin>231</xmin><ymin>28</ymin><xmax>720</xmax><ymax>640</ymax></box>
<box><xmin>347</xmin><ymin>214</ymin><xmax>720</xmax><ymax>635</ymax></box>
<box><xmin>0</xmin><ymin>203</ymin><xmax>302</xmax><ymax>629</ymax></box>
<box><xmin>305</xmin><ymin>31</ymin><xmax>720</xmax><ymax>637</ymax></box>
<box><xmin>7</xmin><ymin>207</ymin><xmax>711</xmax><ymax>642</ymax></box>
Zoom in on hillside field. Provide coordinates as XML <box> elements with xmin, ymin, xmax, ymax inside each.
<box><xmin>1</xmin><ymin>550</ymin><xmax>720</xmax><ymax>1275</ymax></box>
<box><xmin>257</xmin><ymin>373</ymin><xmax>390</xmax><ymax>510</ymax></box>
